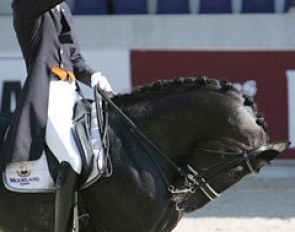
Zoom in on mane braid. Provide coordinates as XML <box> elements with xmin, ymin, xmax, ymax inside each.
<box><xmin>112</xmin><ymin>76</ymin><xmax>269</xmax><ymax>138</ymax></box>
<box><xmin>113</xmin><ymin>76</ymin><xmax>240</xmax><ymax>103</ymax></box>
<box><xmin>243</xmin><ymin>95</ymin><xmax>269</xmax><ymax>139</ymax></box>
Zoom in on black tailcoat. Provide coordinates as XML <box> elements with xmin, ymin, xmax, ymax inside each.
<box><xmin>0</xmin><ymin>0</ymin><xmax>95</xmax><ymax>170</ymax></box>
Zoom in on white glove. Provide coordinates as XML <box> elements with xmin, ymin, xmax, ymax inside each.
<box><xmin>91</xmin><ymin>72</ymin><xmax>115</xmax><ymax>95</ymax></box>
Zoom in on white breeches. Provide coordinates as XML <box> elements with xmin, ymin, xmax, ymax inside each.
<box><xmin>46</xmin><ymin>80</ymin><xmax>82</xmax><ymax>174</ymax></box>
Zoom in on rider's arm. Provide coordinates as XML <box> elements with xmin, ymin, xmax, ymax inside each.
<box><xmin>71</xmin><ymin>47</ymin><xmax>112</xmax><ymax>91</ymax></box>
<box><xmin>12</xmin><ymin>0</ymin><xmax>63</xmax><ymax>19</ymax></box>
<box><xmin>70</xmin><ymin>37</ymin><xmax>95</xmax><ymax>86</ymax></box>
<box><xmin>63</xmin><ymin>4</ymin><xmax>95</xmax><ymax>86</ymax></box>
<box><xmin>71</xmin><ymin>51</ymin><xmax>95</xmax><ymax>87</ymax></box>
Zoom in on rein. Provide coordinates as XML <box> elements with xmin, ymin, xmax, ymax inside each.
<box><xmin>95</xmin><ymin>87</ymin><xmax>264</xmax><ymax>211</ymax></box>
<box><xmin>95</xmin><ymin>87</ymin><xmax>185</xmax><ymax>185</ymax></box>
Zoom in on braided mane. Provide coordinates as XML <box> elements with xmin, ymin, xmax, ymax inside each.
<box><xmin>113</xmin><ymin>76</ymin><xmax>268</xmax><ymax>136</ymax></box>
<box><xmin>114</xmin><ymin>76</ymin><xmax>237</xmax><ymax>102</ymax></box>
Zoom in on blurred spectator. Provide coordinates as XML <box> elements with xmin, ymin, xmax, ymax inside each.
<box><xmin>113</xmin><ymin>0</ymin><xmax>147</xmax><ymax>14</ymax></box>
<box><xmin>73</xmin><ymin>0</ymin><xmax>108</xmax><ymax>15</ymax></box>
<box><xmin>199</xmin><ymin>0</ymin><xmax>232</xmax><ymax>14</ymax></box>
<box><xmin>241</xmin><ymin>0</ymin><xmax>275</xmax><ymax>13</ymax></box>
<box><xmin>157</xmin><ymin>0</ymin><xmax>189</xmax><ymax>14</ymax></box>
<box><xmin>107</xmin><ymin>0</ymin><xmax>114</xmax><ymax>14</ymax></box>
<box><xmin>288</xmin><ymin>0</ymin><xmax>295</xmax><ymax>13</ymax></box>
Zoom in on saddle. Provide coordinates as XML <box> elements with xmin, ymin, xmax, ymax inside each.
<box><xmin>1</xmin><ymin>91</ymin><xmax>112</xmax><ymax>193</ymax></box>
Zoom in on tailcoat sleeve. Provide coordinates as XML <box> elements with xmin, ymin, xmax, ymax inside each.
<box><xmin>71</xmin><ymin>42</ymin><xmax>95</xmax><ymax>86</ymax></box>
<box><xmin>62</xmin><ymin>3</ymin><xmax>95</xmax><ymax>86</ymax></box>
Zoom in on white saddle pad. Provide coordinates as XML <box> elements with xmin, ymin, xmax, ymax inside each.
<box><xmin>2</xmin><ymin>151</ymin><xmax>101</xmax><ymax>193</ymax></box>
<box><xmin>3</xmin><ymin>152</ymin><xmax>55</xmax><ymax>193</ymax></box>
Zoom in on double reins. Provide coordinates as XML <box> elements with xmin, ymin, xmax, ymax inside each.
<box><xmin>95</xmin><ymin>87</ymin><xmax>186</xmax><ymax>187</ymax></box>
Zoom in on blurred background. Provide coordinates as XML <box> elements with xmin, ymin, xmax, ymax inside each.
<box><xmin>0</xmin><ymin>0</ymin><xmax>294</xmax><ymax>231</ymax></box>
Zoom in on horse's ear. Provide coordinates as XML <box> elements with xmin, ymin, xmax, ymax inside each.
<box><xmin>256</xmin><ymin>141</ymin><xmax>290</xmax><ymax>162</ymax></box>
<box><xmin>271</xmin><ymin>141</ymin><xmax>290</xmax><ymax>153</ymax></box>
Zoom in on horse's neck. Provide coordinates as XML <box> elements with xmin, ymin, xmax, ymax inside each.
<box><xmin>111</xmin><ymin>88</ymin><xmax>244</xmax><ymax>166</ymax></box>
<box><xmin>112</xmin><ymin>97</ymin><xmax>200</xmax><ymax>166</ymax></box>
<box><xmin>109</xmin><ymin>113</ymin><xmax>181</xmax><ymax>175</ymax></box>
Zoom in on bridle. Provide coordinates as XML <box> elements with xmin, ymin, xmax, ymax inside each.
<box><xmin>95</xmin><ymin>87</ymin><xmax>269</xmax><ymax>211</ymax></box>
<box><xmin>169</xmin><ymin>145</ymin><xmax>270</xmax><ymax>208</ymax></box>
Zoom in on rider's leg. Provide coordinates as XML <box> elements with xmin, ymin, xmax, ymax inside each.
<box><xmin>46</xmin><ymin>80</ymin><xmax>82</xmax><ymax>173</ymax></box>
<box><xmin>55</xmin><ymin>161</ymin><xmax>77</xmax><ymax>232</ymax></box>
<box><xmin>46</xmin><ymin>80</ymin><xmax>81</xmax><ymax>232</ymax></box>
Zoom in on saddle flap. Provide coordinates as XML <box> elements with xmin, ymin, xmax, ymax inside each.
<box><xmin>73</xmin><ymin>99</ymin><xmax>94</xmax><ymax>183</ymax></box>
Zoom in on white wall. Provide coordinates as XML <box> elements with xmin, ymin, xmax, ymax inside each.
<box><xmin>0</xmin><ymin>53</ymin><xmax>25</xmax><ymax>113</ymax></box>
<box><xmin>0</xmin><ymin>0</ymin><xmax>12</xmax><ymax>15</ymax></box>
<box><xmin>1</xmin><ymin>14</ymin><xmax>295</xmax><ymax>52</ymax></box>
<box><xmin>287</xmin><ymin>70</ymin><xmax>295</xmax><ymax>148</ymax></box>
<box><xmin>83</xmin><ymin>50</ymin><xmax>131</xmax><ymax>93</ymax></box>
<box><xmin>72</xmin><ymin>14</ymin><xmax>295</xmax><ymax>50</ymax></box>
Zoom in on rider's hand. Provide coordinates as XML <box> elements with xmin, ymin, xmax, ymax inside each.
<box><xmin>91</xmin><ymin>72</ymin><xmax>115</xmax><ymax>95</ymax></box>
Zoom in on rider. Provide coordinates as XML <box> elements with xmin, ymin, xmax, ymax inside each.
<box><xmin>2</xmin><ymin>1</ymin><xmax>113</xmax><ymax>231</ymax></box>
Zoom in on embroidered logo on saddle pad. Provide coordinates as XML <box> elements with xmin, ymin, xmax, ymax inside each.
<box><xmin>2</xmin><ymin>154</ymin><xmax>56</xmax><ymax>193</ymax></box>
<box><xmin>2</xmin><ymin>151</ymin><xmax>102</xmax><ymax>193</ymax></box>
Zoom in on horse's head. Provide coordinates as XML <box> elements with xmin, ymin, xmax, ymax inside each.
<box><xmin>176</xmin><ymin>140</ymin><xmax>289</xmax><ymax>213</ymax></box>
<box><xmin>163</xmin><ymin>77</ymin><xmax>290</xmax><ymax>212</ymax></box>
<box><xmin>112</xmin><ymin>76</ymin><xmax>289</xmax><ymax>213</ymax></box>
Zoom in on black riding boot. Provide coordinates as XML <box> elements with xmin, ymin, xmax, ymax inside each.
<box><xmin>54</xmin><ymin>161</ymin><xmax>77</xmax><ymax>232</ymax></box>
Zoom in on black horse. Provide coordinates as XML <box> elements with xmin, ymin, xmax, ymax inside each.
<box><xmin>0</xmin><ymin>77</ymin><xmax>289</xmax><ymax>232</ymax></box>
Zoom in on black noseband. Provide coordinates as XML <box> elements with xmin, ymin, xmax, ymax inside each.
<box><xmin>169</xmin><ymin>144</ymin><xmax>274</xmax><ymax>211</ymax></box>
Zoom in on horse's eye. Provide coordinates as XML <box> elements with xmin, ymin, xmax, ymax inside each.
<box><xmin>233</xmin><ymin>166</ymin><xmax>243</xmax><ymax>172</ymax></box>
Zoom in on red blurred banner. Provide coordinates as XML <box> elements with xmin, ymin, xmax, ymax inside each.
<box><xmin>131</xmin><ymin>50</ymin><xmax>295</xmax><ymax>159</ymax></box>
